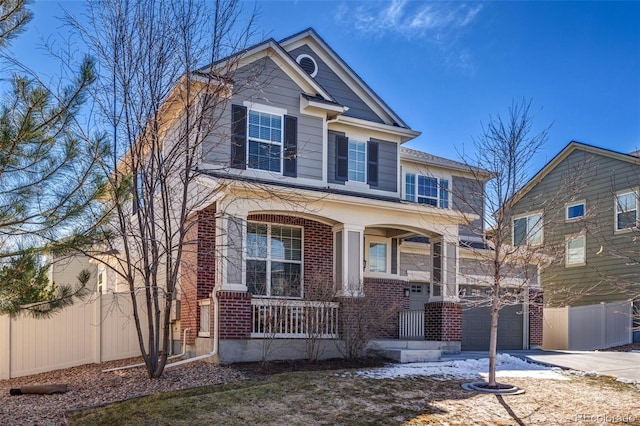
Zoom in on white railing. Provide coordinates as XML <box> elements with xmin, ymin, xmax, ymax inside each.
<box><xmin>251</xmin><ymin>298</ymin><xmax>339</xmax><ymax>339</ymax></box>
<box><xmin>399</xmin><ymin>310</ymin><xmax>425</xmax><ymax>339</ymax></box>
<box><xmin>198</xmin><ymin>299</ymin><xmax>211</xmax><ymax>337</ymax></box>
<box><xmin>461</xmin><ymin>274</ymin><xmax>529</xmax><ymax>288</ymax></box>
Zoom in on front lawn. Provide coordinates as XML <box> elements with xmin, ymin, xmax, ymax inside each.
<box><xmin>67</xmin><ymin>366</ymin><xmax>640</xmax><ymax>425</ymax></box>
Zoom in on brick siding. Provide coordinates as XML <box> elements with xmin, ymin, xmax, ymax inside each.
<box><xmin>424</xmin><ymin>302</ymin><xmax>463</xmax><ymax>341</ymax></box>
<box><xmin>529</xmin><ymin>289</ymin><xmax>544</xmax><ymax>347</ymax></box>
<box><xmin>217</xmin><ymin>290</ymin><xmax>252</xmax><ymax>339</ymax></box>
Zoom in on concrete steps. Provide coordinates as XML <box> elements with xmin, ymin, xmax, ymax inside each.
<box><xmin>368</xmin><ymin>340</ymin><xmax>448</xmax><ymax>363</ymax></box>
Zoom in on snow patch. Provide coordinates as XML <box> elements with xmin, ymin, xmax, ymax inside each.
<box><xmin>347</xmin><ymin>354</ymin><xmax>568</xmax><ymax>380</ymax></box>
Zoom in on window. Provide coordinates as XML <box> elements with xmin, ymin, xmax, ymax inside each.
<box><xmin>615</xmin><ymin>191</ymin><xmax>637</xmax><ymax>231</ymax></box>
<box><xmin>566</xmin><ymin>202</ymin><xmax>585</xmax><ymax>220</ymax></box>
<box><xmin>405</xmin><ymin>174</ymin><xmax>416</xmax><ymax>201</ymax></box>
<box><xmin>404</xmin><ymin>174</ymin><xmax>449</xmax><ymax>208</ymax></box>
<box><xmin>513</xmin><ymin>213</ymin><xmax>543</xmax><ymax>246</ymax></box>
<box><xmin>368</xmin><ymin>242</ymin><xmax>387</xmax><ymax>273</ymax></box>
<box><xmin>246</xmin><ymin>222</ymin><xmax>302</xmax><ymax>297</ymax></box>
<box><xmin>348</xmin><ymin>141</ymin><xmax>366</xmax><ymax>182</ymax></box>
<box><xmin>566</xmin><ymin>235</ymin><xmax>586</xmax><ymax>266</ymax></box>
<box><xmin>335</xmin><ymin>136</ymin><xmax>378</xmax><ymax>185</ymax></box>
<box><xmin>97</xmin><ymin>265</ymin><xmax>106</xmax><ymax>294</ymax></box>
<box><xmin>248</xmin><ymin>110</ymin><xmax>282</xmax><ymax>172</ymax></box>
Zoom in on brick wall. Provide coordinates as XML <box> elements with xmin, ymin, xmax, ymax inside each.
<box><xmin>217</xmin><ymin>290</ymin><xmax>252</xmax><ymax>339</ymax></box>
<box><xmin>424</xmin><ymin>302</ymin><xmax>462</xmax><ymax>342</ymax></box>
<box><xmin>529</xmin><ymin>289</ymin><xmax>544</xmax><ymax>347</ymax></box>
<box><xmin>180</xmin><ymin>205</ymin><xmax>216</xmax><ymax>345</ymax></box>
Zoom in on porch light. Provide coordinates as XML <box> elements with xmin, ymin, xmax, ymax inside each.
<box><xmin>404</xmin><ymin>288</ymin><xmax>410</xmax><ymax>297</ymax></box>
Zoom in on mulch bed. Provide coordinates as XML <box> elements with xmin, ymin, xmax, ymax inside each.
<box><xmin>231</xmin><ymin>356</ymin><xmax>391</xmax><ymax>378</ymax></box>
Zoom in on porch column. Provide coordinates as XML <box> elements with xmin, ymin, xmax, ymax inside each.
<box><xmin>333</xmin><ymin>224</ymin><xmax>365</xmax><ymax>297</ymax></box>
<box><xmin>429</xmin><ymin>236</ymin><xmax>459</xmax><ymax>302</ymax></box>
<box><xmin>216</xmin><ymin>211</ymin><xmax>248</xmax><ymax>292</ymax></box>
<box><xmin>425</xmin><ymin>234</ymin><xmax>461</xmax><ymax>346</ymax></box>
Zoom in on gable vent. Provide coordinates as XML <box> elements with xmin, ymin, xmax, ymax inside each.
<box><xmin>296</xmin><ymin>54</ymin><xmax>318</xmax><ymax>78</ymax></box>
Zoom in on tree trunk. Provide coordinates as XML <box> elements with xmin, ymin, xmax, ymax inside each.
<box><xmin>488</xmin><ymin>286</ymin><xmax>500</xmax><ymax>387</ymax></box>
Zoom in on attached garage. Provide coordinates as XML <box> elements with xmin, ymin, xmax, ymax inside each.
<box><xmin>460</xmin><ymin>286</ymin><xmax>525</xmax><ymax>351</ymax></box>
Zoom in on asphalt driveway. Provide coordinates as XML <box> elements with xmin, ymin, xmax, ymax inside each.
<box><xmin>442</xmin><ymin>350</ymin><xmax>640</xmax><ymax>382</ymax></box>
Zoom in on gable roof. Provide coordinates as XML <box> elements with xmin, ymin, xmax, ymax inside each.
<box><xmin>509</xmin><ymin>140</ymin><xmax>640</xmax><ymax>207</ymax></box>
<box><xmin>401</xmin><ymin>146</ymin><xmax>492</xmax><ymax>179</ymax></box>
<box><xmin>278</xmin><ymin>28</ymin><xmax>411</xmax><ymax>130</ymax></box>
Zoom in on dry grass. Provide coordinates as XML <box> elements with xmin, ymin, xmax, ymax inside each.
<box><xmin>65</xmin><ymin>369</ymin><xmax>640</xmax><ymax>425</ymax></box>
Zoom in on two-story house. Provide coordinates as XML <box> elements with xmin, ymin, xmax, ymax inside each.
<box><xmin>168</xmin><ymin>28</ymin><xmax>543</xmax><ymax>363</ymax></box>
<box><xmin>508</xmin><ymin>141</ymin><xmax>639</xmax><ymax>350</ymax></box>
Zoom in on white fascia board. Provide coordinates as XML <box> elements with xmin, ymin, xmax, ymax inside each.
<box><xmin>331</xmin><ymin>115</ymin><xmax>421</xmax><ymax>143</ymax></box>
<box><xmin>300</xmin><ymin>94</ymin><xmax>349</xmax><ymax>119</ymax></box>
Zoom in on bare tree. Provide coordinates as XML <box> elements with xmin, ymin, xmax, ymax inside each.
<box><xmin>65</xmin><ymin>0</ymin><xmax>262</xmax><ymax>378</ymax></box>
<box><xmin>455</xmin><ymin>99</ymin><xmax>580</xmax><ymax>388</ymax></box>
<box><xmin>0</xmin><ymin>0</ymin><xmax>106</xmax><ymax>317</ymax></box>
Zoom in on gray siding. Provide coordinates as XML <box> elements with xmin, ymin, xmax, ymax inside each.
<box><xmin>511</xmin><ymin>149</ymin><xmax>640</xmax><ymax>306</ymax></box>
<box><xmin>288</xmin><ymin>45</ymin><xmax>384</xmax><ymax>124</ymax></box>
<box><xmin>52</xmin><ymin>255</ymin><xmax>97</xmax><ymax>291</ymax></box>
<box><xmin>203</xmin><ymin>58</ymin><xmax>323</xmax><ymax>181</ymax></box>
<box><xmin>400</xmin><ymin>252</ymin><xmax>430</xmax><ymax>276</ymax></box>
<box><xmin>452</xmin><ymin>175</ymin><xmax>484</xmax><ymax>239</ymax></box>
<box><xmin>227</xmin><ymin>216</ymin><xmax>243</xmax><ymax>284</ymax></box>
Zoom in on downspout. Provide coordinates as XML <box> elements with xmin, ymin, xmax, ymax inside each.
<box><xmin>164</xmin><ymin>291</ymin><xmax>219</xmax><ymax>369</ymax></box>
<box><xmin>102</xmin><ymin>327</ymin><xmax>191</xmax><ymax>373</ymax></box>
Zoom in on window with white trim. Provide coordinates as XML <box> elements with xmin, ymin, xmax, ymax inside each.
<box><xmin>513</xmin><ymin>213</ymin><xmax>543</xmax><ymax>246</ymax></box>
<box><xmin>246</xmin><ymin>222</ymin><xmax>302</xmax><ymax>297</ymax></box>
<box><xmin>348</xmin><ymin>141</ymin><xmax>366</xmax><ymax>182</ymax></box>
<box><xmin>368</xmin><ymin>242</ymin><xmax>387</xmax><ymax>273</ymax></box>
<box><xmin>247</xmin><ymin>110</ymin><xmax>282</xmax><ymax>172</ymax></box>
<box><xmin>566</xmin><ymin>234</ymin><xmax>586</xmax><ymax>266</ymax></box>
<box><xmin>566</xmin><ymin>201</ymin><xmax>585</xmax><ymax>220</ymax></box>
<box><xmin>404</xmin><ymin>173</ymin><xmax>449</xmax><ymax>208</ymax></box>
<box><xmin>615</xmin><ymin>191</ymin><xmax>637</xmax><ymax>231</ymax></box>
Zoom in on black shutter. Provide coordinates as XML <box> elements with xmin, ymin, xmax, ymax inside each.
<box><xmin>335</xmin><ymin>135</ymin><xmax>348</xmax><ymax>181</ymax></box>
<box><xmin>231</xmin><ymin>104</ymin><xmax>247</xmax><ymax>169</ymax></box>
<box><xmin>367</xmin><ymin>140</ymin><xmax>379</xmax><ymax>186</ymax></box>
<box><xmin>283</xmin><ymin>115</ymin><xmax>297</xmax><ymax>177</ymax></box>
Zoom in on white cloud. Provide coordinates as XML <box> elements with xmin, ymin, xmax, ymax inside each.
<box><xmin>343</xmin><ymin>1</ymin><xmax>482</xmax><ymax>39</ymax></box>
<box><xmin>336</xmin><ymin>1</ymin><xmax>483</xmax><ymax>72</ymax></box>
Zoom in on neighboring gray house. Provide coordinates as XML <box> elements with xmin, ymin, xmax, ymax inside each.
<box><xmin>104</xmin><ymin>27</ymin><xmax>544</xmax><ymax>363</ymax></box>
<box><xmin>508</xmin><ymin>141</ymin><xmax>640</xmax><ymax>349</ymax></box>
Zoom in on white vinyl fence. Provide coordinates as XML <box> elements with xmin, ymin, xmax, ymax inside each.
<box><xmin>0</xmin><ymin>293</ymin><xmax>152</xmax><ymax>379</ymax></box>
<box><xmin>543</xmin><ymin>301</ymin><xmax>632</xmax><ymax>350</ymax></box>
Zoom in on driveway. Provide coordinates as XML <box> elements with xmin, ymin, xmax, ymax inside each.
<box><xmin>520</xmin><ymin>350</ymin><xmax>640</xmax><ymax>382</ymax></box>
<box><xmin>442</xmin><ymin>350</ymin><xmax>640</xmax><ymax>382</ymax></box>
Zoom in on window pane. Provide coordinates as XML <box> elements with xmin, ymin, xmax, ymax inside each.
<box><xmin>248</xmin><ymin>141</ymin><xmax>281</xmax><ymax>172</ymax></box>
<box><xmin>348</xmin><ymin>141</ymin><xmax>366</xmax><ymax>182</ymax></box>
<box><xmin>247</xmin><ymin>260</ymin><xmax>267</xmax><ymax>295</ymax></box>
<box><xmin>528</xmin><ymin>214</ymin><xmax>543</xmax><ymax>245</ymax></box>
<box><xmin>271</xmin><ymin>225</ymin><xmax>302</xmax><ymax>261</ymax></box>
<box><xmin>514</xmin><ymin>218</ymin><xmax>526</xmax><ymax>245</ymax></box>
<box><xmin>616</xmin><ymin>193</ymin><xmax>637</xmax><ymax>230</ymax></box>
<box><xmin>566</xmin><ymin>236</ymin><xmax>585</xmax><ymax>265</ymax></box>
<box><xmin>271</xmin><ymin>262</ymin><xmax>301</xmax><ymax>297</ymax></box>
<box><xmin>618</xmin><ymin>210</ymin><xmax>637</xmax><ymax>230</ymax></box>
<box><xmin>405</xmin><ymin>174</ymin><xmax>415</xmax><ymax>201</ymax></box>
<box><xmin>369</xmin><ymin>242</ymin><xmax>387</xmax><ymax>273</ymax></box>
<box><xmin>418</xmin><ymin>197</ymin><xmax>438</xmax><ymax>206</ymax></box>
<box><xmin>567</xmin><ymin>203</ymin><xmax>584</xmax><ymax>219</ymax></box>
<box><xmin>439</xmin><ymin>179</ymin><xmax>449</xmax><ymax>209</ymax></box>
<box><xmin>247</xmin><ymin>223</ymin><xmax>268</xmax><ymax>258</ymax></box>
<box><xmin>418</xmin><ymin>176</ymin><xmax>438</xmax><ymax>197</ymax></box>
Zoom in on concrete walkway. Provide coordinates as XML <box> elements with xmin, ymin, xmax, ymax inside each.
<box><xmin>442</xmin><ymin>350</ymin><xmax>640</xmax><ymax>382</ymax></box>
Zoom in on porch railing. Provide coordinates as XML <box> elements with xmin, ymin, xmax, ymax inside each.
<box><xmin>198</xmin><ymin>299</ymin><xmax>211</xmax><ymax>337</ymax></box>
<box><xmin>251</xmin><ymin>298</ymin><xmax>339</xmax><ymax>339</ymax></box>
<box><xmin>399</xmin><ymin>309</ymin><xmax>424</xmax><ymax>339</ymax></box>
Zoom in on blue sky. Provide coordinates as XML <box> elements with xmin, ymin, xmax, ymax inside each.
<box><xmin>9</xmin><ymin>1</ymin><xmax>640</xmax><ymax>173</ymax></box>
